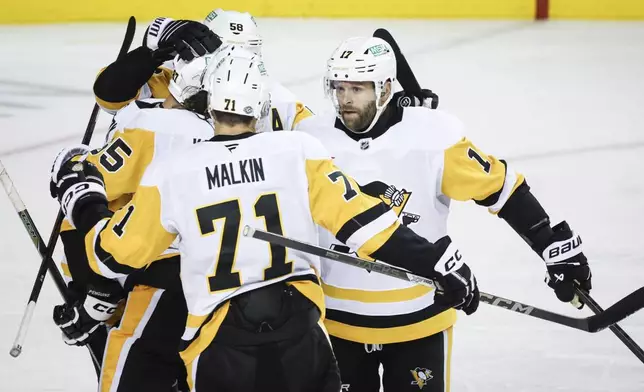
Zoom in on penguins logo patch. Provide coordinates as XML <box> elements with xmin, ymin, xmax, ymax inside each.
<box><xmin>410</xmin><ymin>367</ymin><xmax>433</xmax><ymax>389</ymax></box>
<box><xmin>360</xmin><ymin>181</ymin><xmax>420</xmax><ymax>226</ymax></box>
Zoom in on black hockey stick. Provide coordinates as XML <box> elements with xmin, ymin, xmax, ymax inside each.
<box><xmin>576</xmin><ymin>288</ymin><xmax>644</xmax><ymax>363</ymax></box>
<box><xmin>373</xmin><ymin>28</ymin><xmax>438</xmax><ymax>108</ymax></box>
<box><xmin>373</xmin><ymin>28</ymin><xmax>421</xmax><ymax>95</ymax></box>
<box><xmin>243</xmin><ymin>227</ymin><xmax>644</xmax><ymax>334</ymax></box>
<box><xmin>8</xmin><ymin>16</ymin><xmax>136</xmax><ymax>369</ymax></box>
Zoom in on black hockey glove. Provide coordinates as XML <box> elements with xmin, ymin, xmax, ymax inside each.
<box><xmin>431</xmin><ymin>238</ymin><xmax>479</xmax><ymax>315</ymax></box>
<box><xmin>538</xmin><ymin>221</ymin><xmax>591</xmax><ymax>309</ymax></box>
<box><xmin>395</xmin><ymin>88</ymin><xmax>439</xmax><ymax>109</ymax></box>
<box><xmin>50</xmin><ymin>146</ymin><xmax>106</xmax><ymax>229</ymax></box>
<box><xmin>143</xmin><ymin>17</ymin><xmax>221</xmax><ymax>63</ymax></box>
<box><xmin>53</xmin><ymin>282</ymin><xmax>123</xmax><ymax>346</ymax></box>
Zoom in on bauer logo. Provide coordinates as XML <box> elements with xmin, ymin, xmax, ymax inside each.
<box><xmin>548</xmin><ymin>235</ymin><xmax>582</xmax><ymax>259</ymax></box>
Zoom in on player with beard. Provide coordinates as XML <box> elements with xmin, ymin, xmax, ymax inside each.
<box><xmin>302</xmin><ymin>36</ymin><xmax>591</xmax><ymax>392</ymax></box>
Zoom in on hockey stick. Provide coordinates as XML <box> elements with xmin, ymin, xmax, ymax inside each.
<box><xmin>243</xmin><ymin>227</ymin><xmax>644</xmax><ymax>334</ymax></box>
<box><xmin>373</xmin><ymin>28</ymin><xmax>421</xmax><ymax>95</ymax></box>
<box><xmin>373</xmin><ymin>28</ymin><xmax>438</xmax><ymax>109</ymax></box>
<box><xmin>1</xmin><ymin>161</ymin><xmax>106</xmax><ymax>374</ymax></box>
<box><xmin>8</xmin><ymin>16</ymin><xmax>136</xmax><ymax>367</ymax></box>
<box><xmin>576</xmin><ymin>288</ymin><xmax>644</xmax><ymax>363</ymax></box>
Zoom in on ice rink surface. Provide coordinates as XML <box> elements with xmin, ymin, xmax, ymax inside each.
<box><xmin>1</xmin><ymin>18</ymin><xmax>643</xmax><ymax>391</ymax></box>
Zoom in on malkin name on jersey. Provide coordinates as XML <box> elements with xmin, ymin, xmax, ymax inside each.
<box><xmin>206</xmin><ymin>158</ymin><xmax>265</xmax><ymax>189</ymax></box>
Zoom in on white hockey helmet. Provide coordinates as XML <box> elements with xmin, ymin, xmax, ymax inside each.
<box><xmin>168</xmin><ymin>54</ymin><xmax>214</xmax><ymax>105</ymax></box>
<box><xmin>324</xmin><ymin>36</ymin><xmax>397</xmax><ymax>134</ymax></box>
<box><xmin>205</xmin><ymin>46</ymin><xmax>270</xmax><ymax>121</ymax></box>
<box><xmin>204</xmin><ymin>9</ymin><xmax>263</xmax><ymax>55</ymax></box>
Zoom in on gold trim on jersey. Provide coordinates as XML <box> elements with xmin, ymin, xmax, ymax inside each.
<box><xmin>94</xmin><ymin>66</ymin><xmax>172</xmax><ymax>112</ymax></box>
<box><xmin>87</xmin><ymin>187</ymin><xmax>177</xmax><ymax>279</ymax></box>
<box><xmin>293</xmin><ymin>102</ymin><xmax>314</xmax><ymax>127</ymax></box>
<box><xmin>306</xmin><ymin>158</ymin><xmax>389</xmax><ymax>239</ymax></box>
<box><xmin>100</xmin><ymin>285</ymin><xmax>160</xmax><ymax>392</ymax></box>
<box><xmin>446</xmin><ymin>326</ymin><xmax>453</xmax><ymax>392</ymax></box>
<box><xmin>180</xmin><ymin>279</ymin><xmax>325</xmax><ymax>367</ymax></box>
<box><xmin>86</xmin><ymin>218</ymin><xmax>108</xmax><ymax>277</ymax></box>
<box><xmin>102</xmin><ymin>186</ymin><xmax>177</xmax><ymax>270</ymax></box>
<box><xmin>324</xmin><ymin>309</ymin><xmax>456</xmax><ymax>345</ymax></box>
<box><xmin>147</xmin><ymin>67</ymin><xmax>172</xmax><ymax>100</ymax></box>
<box><xmin>187</xmin><ymin>313</ymin><xmax>209</xmax><ymax>329</ymax></box>
<box><xmin>490</xmin><ymin>174</ymin><xmax>525</xmax><ymax>215</ymax></box>
<box><xmin>287</xmin><ymin>279</ymin><xmax>326</xmax><ymax>319</ymax></box>
<box><xmin>86</xmin><ymin>129</ymin><xmax>156</xmax><ymax>201</ymax></box>
<box><xmin>61</xmin><ymin>218</ymin><xmax>74</xmax><ymax>233</ymax></box>
<box><xmin>442</xmin><ymin>137</ymin><xmax>509</xmax><ymax>202</ymax></box>
<box><xmin>60</xmin><ymin>262</ymin><xmax>72</xmax><ymax>278</ymax></box>
<box><xmin>322</xmin><ymin>282</ymin><xmax>432</xmax><ymax>303</ymax></box>
<box><xmin>180</xmin><ymin>302</ymin><xmax>230</xmax><ymax>367</ymax></box>
<box><xmin>355</xmin><ymin>220</ymin><xmax>399</xmax><ymax>259</ymax></box>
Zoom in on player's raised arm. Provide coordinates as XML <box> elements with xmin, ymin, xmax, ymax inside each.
<box><xmin>94</xmin><ymin>17</ymin><xmax>220</xmax><ymax>113</ymax></box>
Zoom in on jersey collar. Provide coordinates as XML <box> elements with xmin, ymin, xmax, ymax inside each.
<box><xmin>334</xmin><ymin>100</ymin><xmax>404</xmax><ymax>142</ymax></box>
<box><xmin>208</xmin><ymin>132</ymin><xmax>257</xmax><ymax>142</ymax></box>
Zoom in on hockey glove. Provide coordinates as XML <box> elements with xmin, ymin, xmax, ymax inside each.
<box><xmin>50</xmin><ymin>146</ymin><xmax>106</xmax><ymax>229</ymax></box>
<box><xmin>395</xmin><ymin>88</ymin><xmax>439</xmax><ymax>110</ymax></box>
<box><xmin>431</xmin><ymin>238</ymin><xmax>479</xmax><ymax>315</ymax></box>
<box><xmin>53</xmin><ymin>282</ymin><xmax>123</xmax><ymax>346</ymax></box>
<box><xmin>143</xmin><ymin>17</ymin><xmax>221</xmax><ymax>63</ymax></box>
<box><xmin>539</xmin><ymin>221</ymin><xmax>591</xmax><ymax>309</ymax></box>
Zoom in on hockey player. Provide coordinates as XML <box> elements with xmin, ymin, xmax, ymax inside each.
<box><xmin>301</xmin><ymin>36</ymin><xmax>592</xmax><ymax>392</ymax></box>
<box><xmin>95</xmin><ymin>10</ymin><xmax>313</xmax><ymax>132</ymax></box>
<box><xmin>49</xmin><ymin>48</ymin><xmax>478</xmax><ymax>392</ymax></box>
<box><xmin>52</xmin><ymin>53</ymin><xmax>216</xmax><ymax>392</ymax></box>
<box><xmin>93</xmin><ymin>18</ymin><xmax>220</xmax><ymax>114</ymax></box>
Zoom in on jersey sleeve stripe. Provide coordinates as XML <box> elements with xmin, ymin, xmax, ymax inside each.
<box><xmin>335</xmin><ymin>202</ymin><xmax>391</xmax><ymax>243</ymax></box>
<box><xmin>488</xmin><ymin>167</ymin><xmax>524</xmax><ymax>213</ymax></box>
<box><xmin>474</xmin><ymin>159</ymin><xmax>509</xmax><ymax>207</ymax></box>
<box><xmin>345</xmin><ymin>209</ymin><xmax>400</xmax><ymax>252</ymax></box>
<box><xmin>94</xmin><ymin>223</ymin><xmax>138</xmax><ymax>277</ymax></box>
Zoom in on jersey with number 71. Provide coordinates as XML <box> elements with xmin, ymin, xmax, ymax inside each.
<box><xmin>83</xmin><ymin>130</ymin><xmax>454</xmax><ymax>365</ymax></box>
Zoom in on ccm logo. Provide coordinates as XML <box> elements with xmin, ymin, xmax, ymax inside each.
<box><xmin>93</xmin><ymin>303</ymin><xmax>118</xmax><ymax>314</ymax></box>
<box><xmin>444</xmin><ymin>250</ymin><xmax>462</xmax><ymax>273</ymax></box>
<box><xmin>548</xmin><ymin>236</ymin><xmax>582</xmax><ymax>258</ymax></box>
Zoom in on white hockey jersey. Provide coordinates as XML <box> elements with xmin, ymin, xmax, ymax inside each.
<box><xmin>303</xmin><ymin>107</ymin><xmax>525</xmax><ymax>344</ymax></box>
<box><xmin>59</xmin><ymin>100</ymin><xmax>215</xmax><ymax>283</ymax></box>
<box><xmin>95</xmin><ymin>64</ymin><xmax>312</xmax><ymax>133</ymax></box>
<box><xmin>83</xmin><ymin>130</ymin><xmax>442</xmax><ymax>366</ymax></box>
<box><xmin>257</xmin><ymin>78</ymin><xmax>313</xmax><ymax>132</ymax></box>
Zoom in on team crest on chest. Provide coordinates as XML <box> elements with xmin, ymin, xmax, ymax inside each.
<box><xmin>410</xmin><ymin>367</ymin><xmax>433</xmax><ymax>389</ymax></box>
<box><xmin>359</xmin><ymin>181</ymin><xmax>420</xmax><ymax>226</ymax></box>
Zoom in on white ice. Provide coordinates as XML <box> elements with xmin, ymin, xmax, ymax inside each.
<box><xmin>0</xmin><ymin>19</ymin><xmax>643</xmax><ymax>391</ymax></box>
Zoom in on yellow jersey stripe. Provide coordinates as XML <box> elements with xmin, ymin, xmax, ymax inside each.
<box><xmin>324</xmin><ymin>309</ymin><xmax>456</xmax><ymax>344</ymax></box>
<box><xmin>322</xmin><ymin>282</ymin><xmax>432</xmax><ymax>303</ymax></box>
